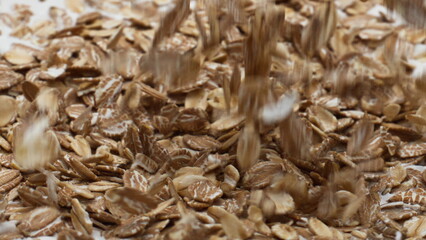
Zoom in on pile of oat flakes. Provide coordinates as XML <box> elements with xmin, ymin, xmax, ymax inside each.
<box><xmin>1</xmin><ymin>0</ymin><xmax>426</xmax><ymax>239</ymax></box>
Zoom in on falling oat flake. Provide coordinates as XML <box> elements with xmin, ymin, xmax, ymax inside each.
<box><xmin>1</xmin><ymin>0</ymin><xmax>426</xmax><ymax>239</ymax></box>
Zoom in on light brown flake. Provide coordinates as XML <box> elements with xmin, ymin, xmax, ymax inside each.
<box><xmin>134</xmin><ymin>153</ymin><xmax>159</xmax><ymax>174</ymax></box>
<box><xmin>383</xmin><ymin>123</ymin><xmax>422</xmax><ymax>142</ymax></box>
<box><xmin>105</xmin><ymin>187</ymin><xmax>159</xmax><ymax>215</ymax></box>
<box><xmin>208</xmin><ymin>206</ymin><xmax>252</xmax><ymax>239</ymax></box>
<box><xmin>0</xmin><ymin>169</ymin><xmax>22</xmax><ymax>193</ymax></box>
<box><xmin>0</xmin><ymin>95</ymin><xmax>17</xmax><ymax>127</ymax></box>
<box><xmin>67</xmin><ymin>154</ymin><xmax>97</xmax><ymax>181</ymax></box>
<box><xmin>88</xmin><ymin>181</ymin><xmax>120</xmax><ymax>192</ymax></box>
<box><xmin>65</xmin><ymin>104</ymin><xmax>87</xmax><ymax>119</ymax></box>
<box><xmin>4</xmin><ymin>45</ymin><xmax>35</xmax><ymax>65</ymax></box>
<box><xmin>358</xmin><ymin>27</ymin><xmax>392</xmax><ymax>41</ymax></box>
<box><xmin>337</xmin><ymin>117</ymin><xmax>355</xmax><ymax>131</ymax></box>
<box><xmin>0</xmin><ymin>70</ymin><xmax>23</xmax><ymax>90</ymax></box>
<box><xmin>187</xmin><ymin>180</ymin><xmax>223</xmax><ymax>203</ymax></box>
<box><xmin>173</xmin><ymin>168</ymin><xmax>208</xmax><ymax>191</ymax></box>
<box><xmin>272</xmin><ymin>224</ymin><xmax>298</xmax><ymax>240</ymax></box>
<box><xmin>123</xmin><ymin>169</ymin><xmax>148</xmax><ymax>192</ymax></box>
<box><xmin>137</xmin><ymin>82</ymin><xmax>169</xmax><ymax>102</ymax></box>
<box><xmin>0</xmin><ymin>153</ymin><xmax>14</xmax><ymax>167</ymax></box>
<box><xmin>153</xmin><ymin>115</ymin><xmax>173</xmax><ymax>136</ymax></box>
<box><xmin>183</xmin><ymin>134</ymin><xmax>221</xmax><ymax>151</ymax></box>
<box><xmin>389</xmin><ymin>188</ymin><xmax>426</xmax><ymax>205</ymax></box>
<box><xmin>70</xmin><ymin>135</ymin><xmax>92</xmax><ymax>157</ymax></box>
<box><xmin>111</xmin><ymin>215</ymin><xmax>150</xmax><ymax>238</ymax></box>
<box><xmin>1</xmin><ymin>0</ymin><xmax>426</xmax><ymax>238</ymax></box>
<box><xmin>404</xmin><ymin>216</ymin><xmax>426</xmax><ymax>238</ymax></box>
<box><xmin>18</xmin><ymin>186</ymin><xmax>53</xmax><ymax>206</ymax></box>
<box><xmin>383</xmin><ymin>103</ymin><xmax>401</xmax><ymax>121</ymax></box>
<box><xmin>98</xmin><ymin>112</ymin><xmax>132</xmax><ymax>138</ymax></box>
<box><xmin>264</xmin><ymin>190</ymin><xmax>295</xmax><ymax>216</ymax></box>
<box><xmin>242</xmin><ymin>161</ymin><xmax>283</xmax><ymax>189</ymax></box>
<box><xmin>0</xmin><ymin>135</ymin><xmax>12</xmax><ymax>152</ymax></box>
<box><xmin>175</xmin><ymin>108</ymin><xmax>209</xmax><ymax>132</ymax></box>
<box><xmin>70</xmin><ymin>107</ymin><xmax>92</xmax><ymax>135</ymax></box>
<box><xmin>17</xmin><ymin>206</ymin><xmax>60</xmax><ymax>234</ymax></box>
<box><xmin>122</xmin><ymin>124</ymin><xmax>143</xmax><ymax>156</ymax></box>
<box><xmin>210</xmin><ymin>113</ymin><xmax>245</xmax><ymax>132</ymax></box>
<box><xmin>308</xmin><ymin>105</ymin><xmax>338</xmax><ymax>133</ymax></box>
<box><xmin>387</xmin><ymin>164</ymin><xmax>407</xmax><ymax>188</ymax></box>
<box><xmin>71</xmin><ymin>198</ymin><xmax>93</xmax><ymax>235</ymax></box>
<box><xmin>94</xmin><ymin>74</ymin><xmax>123</xmax><ymax>108</ymax></box>
<box><xmin>221</xmin><ymin>164</ymin><xmax>240</xmax><ymax>192</ymax></box>
<box><xmin>406</xmin><ymin>113</ymin><xmax>426</xmax><ymax>127</ymax></box>
<box><xmin>383</xmin><ymin>208</ymin><xmax>418</xmax><ymax>221</ymax></box>
<box><xmin>397</xmin><ymin>143</ymin><xmax>426</xmax><ymax>158</ymax></box>
<box><xmin>308</xmin><ymin>217</ymin><xmax>333</xmax><ymax>238</ymax></box>
<box><xmin>58</xmin><ymin>182</ymin><xmax>95</xmax><ymax>199</ymax></box>
<box><xmin>185</xmin><ymin>89</ymin><xmax>208</xmax><ymax>110</ymax></box>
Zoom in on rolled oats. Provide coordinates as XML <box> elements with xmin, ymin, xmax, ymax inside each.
<box><xmin>1</xmin><ymin>0</ymin><xmax>426</xmax><ymax>239</ymax></box>
<box><xmin>208</xmin><ymin>206</ymin><xmax>251</xmax><ymax>239</ymax></box>
<box><xmin>4</xmin><ymin>44</ymin><xmax>36</xmax><ymax>65</ymax></box>
<box><xmin>186</xmin><ymin>179</ymin><xmax>223</xmax><ymax>203</ymax></box>
<box><xmin>0</xmin><ymin>96</ymin><xmax>17</xmax><ymax>127</ymax></box>
<box><xmin>221</xmin><ymin>164</ymin><xmax>240</xmax><ymax>193</ymax></box>
<box><xmin>0</xmin><ymin>169</ymin><xmax>22</xmax><ymax>193</ymax></box>
<box><xmin>308</xmin><ymin>217</ymin><xmax>333</xmax><ymax>238</ymax></box>
<box><xmin>71</xmin><ymin>198</ymin><xmax>93</xmax><ymax>235</ymax></box>
<box><xmin>0</xmin><ymin>70</ymin><xmax>23</xmax><ymax>91</ymax></box>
